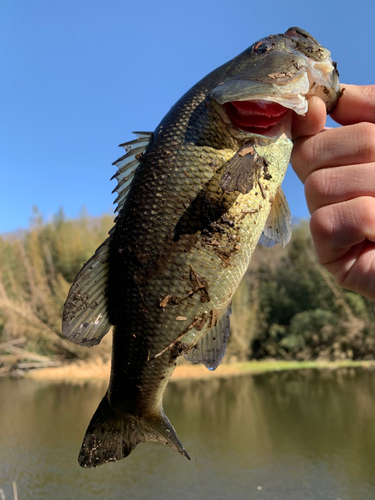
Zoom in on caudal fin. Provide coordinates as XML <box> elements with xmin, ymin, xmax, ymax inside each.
<box><xmin>78</xmin><ymin>394</ymin><xmax>190</xmax><ymax>467</ymax></box>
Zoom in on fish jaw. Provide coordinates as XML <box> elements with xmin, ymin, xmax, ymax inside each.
<box><xmin>211</xmin><ymin>71</ymin><xmax>312</xmax><ymax>116</ymax></box>
<box><xmin>211</xmin><ymin>27</ymin><xmax>340</xmax><ymax>135</ymax></box>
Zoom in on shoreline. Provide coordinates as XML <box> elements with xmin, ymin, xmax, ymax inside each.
<box><xmin>24</xmin><ymin>358</ymin><xmax>375</xmax><ymax>384</ymax></box>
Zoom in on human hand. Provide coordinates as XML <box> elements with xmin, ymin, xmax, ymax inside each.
<box><xmin>291</xmin><ymin>85</ymin><xmax>375</xmax><ymax>301</ymax></box>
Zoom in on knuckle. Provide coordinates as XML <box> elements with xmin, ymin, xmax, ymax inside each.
<box><xmin>355</xmin><ymin>122</ymin><xmax>375</xmax><ymax>160</ymax></box>
<box><xmin>360</xmin><ymin>196</ymin><xmax>375</xmax><ymax>227</ymax></box>
<box><xmin>332</xmin><ymin>269</ymin><xmax>347</xmax><ymax>289</ymax></box>
<box><xmin>291</xmin><ymin>137</ymin><xmax>320</xmax><ymax>180</ymax></box>
<box><xmin>309</xmin><ymin>207</ymin><xmax>333</xmax><ymax>244</ymax></box>
<box><xmin>304</xmin><ymin>169</ymin><xmax>328</xmax><ymax>203</ymax></box>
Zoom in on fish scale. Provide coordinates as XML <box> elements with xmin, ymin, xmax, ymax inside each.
<box><xmin>62</xmin><ymin>26</ymin><xmax>340</xmax><ymax>467</ymax></box>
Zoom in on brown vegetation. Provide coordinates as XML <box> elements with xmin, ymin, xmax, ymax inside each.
<box><xmin>1</xmin><ymin>211</ymin><xmax>374</xmax><ymax>376</ymax></box>
<box><xmin>0</xmin><ymin>208</ymin><xmax>113</xmax><ymax>375</ymax></box>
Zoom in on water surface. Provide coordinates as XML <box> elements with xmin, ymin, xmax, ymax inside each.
<box><xmin>1</xmin><ymin>368</ymin><xmax>375</xmax><ymax>499</ymax></box>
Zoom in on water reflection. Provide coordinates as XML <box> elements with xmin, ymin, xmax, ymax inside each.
<box><xmin>1</xmin><ymin>368</ymin><xmax>375</xmax><ymax>499</ymax></box>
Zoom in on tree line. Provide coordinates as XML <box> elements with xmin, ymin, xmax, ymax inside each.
<box><xmin>1</xmin><ymin>210</ymin><xmax>374</xmax><ymax>372</ymax></box>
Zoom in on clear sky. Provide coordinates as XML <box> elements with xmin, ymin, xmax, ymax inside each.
<box><xmin>1</xmin><ymin>0</ymin><xmax>374</xmax><ymax>232</ymax></box>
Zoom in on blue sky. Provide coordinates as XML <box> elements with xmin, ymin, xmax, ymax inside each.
<box><xmin>1</xmin><ymin>0</ymin><xmax>374</xmax><ymax>232</ymax></box>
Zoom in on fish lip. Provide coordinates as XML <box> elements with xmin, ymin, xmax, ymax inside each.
<box><xmin>211</xmin><ymin>72</ymin><xmax>308</xmax><ymax>106</ymax></box>
<box><xmin>284</xmin><ymin>26</ymin><xmax>320</xmax><ymax>46</ymax></box>
<box><xmin>211</xmin><ymin>72</ymin><xmax>312</xmax><ymax>117</ymax></box>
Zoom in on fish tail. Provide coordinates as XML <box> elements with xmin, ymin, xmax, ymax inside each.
<box><xmin>78</xmin><ymin>394</ymin><xmax>190</xmax><ymax>467</ymax></box>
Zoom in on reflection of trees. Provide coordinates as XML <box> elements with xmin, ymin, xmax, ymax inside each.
<box><xmin>165</xmin><ymin>369</ymin><xmax>375</xmax><ymax>483</ymax></box>
<box><xmin>2</xmin><ymin>371</ymin><xmax>375</xmax><ymax>497</ymax></box>
<box><xmin>165</xmin><ymin>375</ymin><xmax>274</xmax><ymax>459</ymax></box>
<box><xmin>250</xmin><ymin>369</ymin><xmax>375</xmax><ymax>481</ymax></box>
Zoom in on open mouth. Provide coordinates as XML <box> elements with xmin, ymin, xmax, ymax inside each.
<box><xmin>223</xmin><ymin>100</ymin><xmax>289</xmax><ymax>134</ymax></box>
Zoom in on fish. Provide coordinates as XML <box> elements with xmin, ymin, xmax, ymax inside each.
<box><xmin>62</xmin><ymin>27</ymin><xmax>340</xmax><ymax>467</ymax></box>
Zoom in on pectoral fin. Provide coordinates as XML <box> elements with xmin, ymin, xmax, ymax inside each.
<box><xmin>62</xmin><ymin>238</ymin><xmax>111</xmax><ymax>347</ymax></box>
<box><xmin>184</xmin><ymin>306</ymin><xmax>231</xmax><ymax>370</ymax></box>
<box><xmin>258</xmin><ymin>187</ymin><xmax>292</xmax><ymax>248</ymax></box>
<box><xmin>220</xmin><ymin>142</ymin><xmax>266</xmax><ymax>195</ymax></box>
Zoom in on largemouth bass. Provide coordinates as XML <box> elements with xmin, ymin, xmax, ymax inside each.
<box><xmin>62</xmin><ymin>27</ymin><xmax>340</xmax><ymax>467</ymax></box>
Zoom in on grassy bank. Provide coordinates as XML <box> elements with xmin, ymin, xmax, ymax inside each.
<box><xmin>25</xmin><ymin>358</ymin><xmax>375</xmax><ymax>384</ymax></box>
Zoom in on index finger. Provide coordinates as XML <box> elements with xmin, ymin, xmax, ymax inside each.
<box><xmin>331</xmin><ymin>84</ymin><xmax>375</xmax><ymax>125</ymax></box>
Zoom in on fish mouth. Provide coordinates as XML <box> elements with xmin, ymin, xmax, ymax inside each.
<box><xmin>212</xmin><ymin>54</ymin><xmax>340</xmax><ymax>136</ymax></box>
<box><xmin>212</xmin><ymin>72</ymin><xmax>311</xmax><ymax>137</ymax></box>
<box><xmin>223</xmin><ymin>100</ymin><xmax>290</xmax><ymax>135</ymax></box>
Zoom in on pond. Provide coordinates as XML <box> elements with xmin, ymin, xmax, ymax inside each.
<box><xmin>1</xmin><ymin>368</ymin><xmax>375</xmax><ymax>499</ymax></box>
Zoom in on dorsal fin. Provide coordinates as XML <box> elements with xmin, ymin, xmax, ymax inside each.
<box><xmin>184</xmin><ymin>306</ymin><xmax>231</xmax><ymax>370</ymax></box>
<box><xmin>62</xmin><ymin>132</ymin><xmax>153</xmax><ymax>346</ymax></box>
<box><xmin>258</xmin><ymin>187</ymin><xmax>292</xmax><ymax>248</ymax></box>
<box><xmin>111</xmin><ymin>132</ymin><xmax>153</xmax><ymax>214</ymax></box>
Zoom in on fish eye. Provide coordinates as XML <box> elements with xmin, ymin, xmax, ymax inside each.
<box><xmin>253</xmin><ymin>41</ymin><xmax>273</xmax><ymax>54</ymax></box>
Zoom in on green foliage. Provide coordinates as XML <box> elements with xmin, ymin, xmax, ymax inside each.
<box><xmin>249</xmin><ymin>224</ymin><xmax>375</xmax><ymax>361</ymax></box>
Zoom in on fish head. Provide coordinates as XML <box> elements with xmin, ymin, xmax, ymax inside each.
<box><xmin>211</xmin><ymin>27</ymin><xmax>340</xmax><ymax>137</ymax></box>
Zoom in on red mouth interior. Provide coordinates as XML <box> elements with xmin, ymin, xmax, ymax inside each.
<box><xmin>223</xmin><ymin>100</ymin><xmax>288</xmax><ymax>134</ymax></box>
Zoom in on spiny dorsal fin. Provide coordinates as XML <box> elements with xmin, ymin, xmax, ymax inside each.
<box><xmin>111</xmin><ymin>132</ymin><xmax>153</xmax><ymax>214</ymax></box>
<box><xmin>62</xmin><ymin>132</ymin><xmax>153</xmax><ymax>347</ymax></box>
<box><xmin>183</xmin><ymin>305</ymin><xmax>231</xmax><ymax>370</ymax></box>
<box><xmin>62</xmin><ymin>238</ymin><xmax>111</xmax><ymax>346</ymax></box>
<box><xmin>258</xmin><ymin>187</ymin><xmax>292</xmax><ymax>248</ymax></box>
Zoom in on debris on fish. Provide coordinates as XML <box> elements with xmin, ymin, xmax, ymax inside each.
<box><xmin>62</xmin><ymin>27</ymin><xmax>340</xmax><ymax>467</ymax></box>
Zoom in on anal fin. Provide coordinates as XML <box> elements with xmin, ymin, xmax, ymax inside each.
<box><xmin>258</xmin><ymin>187</ymin><xmax>292</xmax><ymax>248</ymax></box>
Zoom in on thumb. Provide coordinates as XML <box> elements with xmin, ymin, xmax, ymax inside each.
<box><xmin>292</xmin><ymin>96</ymin><xmax>327</xmax><ymax>139</ymax></box>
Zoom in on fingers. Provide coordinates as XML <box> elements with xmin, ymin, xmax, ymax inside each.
<box><xmin>310</xmin><ymin>201</ymin><xmax>375</xmax><ymax>301</ymax></box>
<box><xmin>292</xmin><ymin>85</ymin><xmax>375</xmax><ymax>184</ymax></box>
<box><xmin>291</xmin><ymin>83</ymin><xmax>375</xmax><ymax>301</ymax></box>
<box><xmin>331</xmin><ymin>84</ymin><xmax>375</xmax><ymax>125</ymax></box>
<box><xmin>292</xmin><ymin>121</ymin><xmax>375</xmax><ymax>184</ymax></box>
<box><xmin>305</xmin><ymin>162</ymin><xmax>375</xmax><ymax>214</ymax></box>
<box><xmin>310</xmin><ymin>197</ymin><xmax>375</xmax><ymax>266</ymax></box>
<box><xmin>309</xmin><ymin>196</ymin><xmax>375</xmax><ymax>300</ymax></box>
<box><xmin>325</xmin><ymin>240</ymin><xmax>375</xmax><ymax>301</ymax></box>
<box><xmin>292</xmin><ymin>85</ymin><xmax>375</xmax><ymax>140</ymax></box>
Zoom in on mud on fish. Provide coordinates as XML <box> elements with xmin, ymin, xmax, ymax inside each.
<box><xmin>62</xmin><ymin>27</ymin><xmax>340</xmax><ymax>467</ymax></box>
